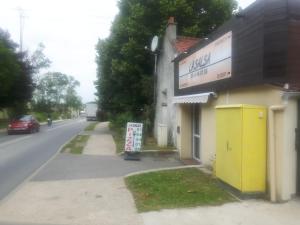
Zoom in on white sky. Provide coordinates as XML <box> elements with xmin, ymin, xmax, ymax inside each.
<box><xmin>0</xmin><ymin>0</ymin><xmax>255</xmax><ymax>103</ymax></box>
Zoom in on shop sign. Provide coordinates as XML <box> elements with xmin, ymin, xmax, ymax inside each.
<box><xmin>124</xmin><ymin>122</ymin><xmax>143</xmax><ymax>152</ymax></box>
<box><xmin>179</xmin><ymin>31</ymin><xmax>232</xmax><ymax>89</ymax></box>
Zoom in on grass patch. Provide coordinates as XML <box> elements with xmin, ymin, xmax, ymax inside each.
<box><xmin>110</xmin><ymin>126</ymin><xmax>175</xmax><ymax>153</ymax></box>
<box><xmin>125</xmin><ymin>168</ymin><xmax>235</xmax><ymax>212</ymax></box>
<box><xmin>142</xmin><ymin>136</ymin><xmax>176</xmax><ymax>151</ymax></box>
<box><xmin>84</xmin><ymin>122</ymin><xmax>99</xmax><ymax>131</ymax></box>
<box><xmin>110</xmin><ymin>126</ymin><xmax>126</xmax><ymax>153</ymax></box>
<box><xmin>61</xmin><ymin>135</ymin><xmax>90</xmax><ymax>154</ymax></box>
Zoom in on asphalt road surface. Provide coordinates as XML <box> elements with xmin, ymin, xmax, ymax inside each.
<box><xmin>0</xmin><ymin>119</ymin><xmax>87</xmax><ymax>201</ymax></box>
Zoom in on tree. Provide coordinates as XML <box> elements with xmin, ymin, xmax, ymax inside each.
<box><xmin>95</xmin><ymin>0</ymin><xmax>237</xmax><ymax>123</ymax></box>
<box><xmin>32</xmin><ymin>72</ymin><xmax>82</xmax><ymax>116</ymax></box>
<box><xmin>0</xmin><ymin>28</ymin><xmax>34</xmax><ymax>114</ymax></box>
<box><xmin>30</xmin><ymin>42</ymin><xmax>51</xmax><ymax>74</ymax></box>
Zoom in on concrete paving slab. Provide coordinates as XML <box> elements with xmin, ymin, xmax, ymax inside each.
<box><xmin>92</xmin><ymin>122</ymin><xmax>110</xmax><ymax>134</ymax></box>
<box><xmin>32</xmin><ymin>153</ymin><xmax>182</xmax><ymax>181</ymax></box>
<box><xmin>0</xmin><ymin>178</ymin><xmax>142</xmax><ymax>225</ymax></box>
<box><xmin>83</xmin><ymin>134</ymin><xmax>116</xmax><ymax>156</ymax></box>
<box><xmin>141</xmin><ymin>199</ymin><xmax>300</xmax><ymax>225</ymax></box>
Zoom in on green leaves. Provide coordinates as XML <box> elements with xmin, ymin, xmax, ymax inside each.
<box><xmin>95</xmin><ymin>0</ymin><xmax>237</xmax><ymax>120</ymax></box>
<box><xmin>32</xmin><ymin>72</ymin><xmax>82</xmax><ymax>113</ymax></box>
<box><xmin>0</xmin><ymin>29</ymin><xmax>34</xmax><ymax>112</ymax></box>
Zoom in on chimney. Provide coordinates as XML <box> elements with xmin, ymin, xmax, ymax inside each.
<box><xmin>168</xmin><ymin>17</ymin><xmax>175</xmax><ymax>25</ymax></box>
<box><xmin>166</xmin><ymin>16</ymin><xmax>177</xmax><ymax>40</ymax></box>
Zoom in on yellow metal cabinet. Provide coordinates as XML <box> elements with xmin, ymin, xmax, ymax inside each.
<box><xmin>216</xmin><ymin>105</ymin><xmax>267</xmax><ymax>193</ymax></box>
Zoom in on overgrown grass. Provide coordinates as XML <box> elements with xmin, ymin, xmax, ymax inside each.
<box><xmin>61</xmin><ymin>135</ymin><xmax>90</xmax><ymax>154</ymax></box>
<box><xmin>125</xmin><ymin>168</ymin><xmax>235</xmax><ymax>212</ymax></box>
<box><xmin>110</xmin><ymin>126</ymin><xmax>126</xmax><ymax>153</ymax></box>
<box><xmin>110</xmin><ymin>125</ymin><xmax>175</xmax><ymax>153</ymax></box>
<box><xmin>84</xmin><ymin>122</ymin><xmax>99</xmax><ymax>131</ymax></box>
<box><xmin>142</xmin><ymin>136</ymin><xmax>176</xmax><ymax>151</ymax></box>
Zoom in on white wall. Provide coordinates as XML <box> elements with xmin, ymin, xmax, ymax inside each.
<box><xmin>154</xmin><ymin>23</ymin><xmax>177</xmax><ymax>146</ymax></box>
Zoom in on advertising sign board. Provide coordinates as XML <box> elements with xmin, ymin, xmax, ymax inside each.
<box><xmin>124</xmin><ymin>122</ymin><xmax>143</xmax><ymax>152</ymax></box>
<box><xmin>179</xmin><ymin>31</ymin><xmax>232</xmax><ymax>89</ymax></box>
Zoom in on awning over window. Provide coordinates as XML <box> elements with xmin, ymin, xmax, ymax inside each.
<box><xmin>173</xmin><ymin>92</ymin><xmax>217</xmax><ymax>104</ymax></box>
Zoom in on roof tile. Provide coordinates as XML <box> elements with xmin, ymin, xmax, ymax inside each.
<box><xmin>173</xmin><ymin>36</ymin><xmax>200</xmax><ymax>53</ymax></box>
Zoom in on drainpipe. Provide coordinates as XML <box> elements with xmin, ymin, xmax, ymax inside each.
<box><xmin>268</xmin><ymin>105</ymin><xmax>285</xmax><ymax>202</ymax></box>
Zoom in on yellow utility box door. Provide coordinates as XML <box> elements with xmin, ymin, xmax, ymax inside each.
<box><xmin>242</xmin><ymin>107</ymin><xmax>267</xmax><ymax>192</ymax></box>
<box><xmin>216</xmin><ymin>105</ymin><xmax>267</xmax><ymax>193</ymax></box>
<box><xmin>216</xmin><ymin>107</ymin><xmax>242</xmax><ymax>190</ymax></box>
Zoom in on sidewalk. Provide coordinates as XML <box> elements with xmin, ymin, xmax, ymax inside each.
<box><xmin>0</xmin><ymin>122</ymin><xmax>299</xmax><ymax>225</ymax></box>
<box><xmin>0</xmin><ymin>122</ymin><xmax>182</xmax><ymax>225</ymax></box>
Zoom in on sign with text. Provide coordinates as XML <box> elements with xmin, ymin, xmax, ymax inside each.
<box><xmin>124</xmin><ymin>122</ymin><xmax>143</xmax><ymax>152</ymax></box>
<box><xmin>179</xmin><ymin>31</ymin><xmax>232</xmax><ymax>89</ymax></box>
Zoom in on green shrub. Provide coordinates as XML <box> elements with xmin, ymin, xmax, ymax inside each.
<box><xmin>61</xmin><ymin>112</ymin><xmax>71</xmax><ymax>119</ymax></box>
<box><xmin>52</xmin><ymin>112</ymin><xmax>60</xmax><ymax>120</ymax></box>
<box><xmin>109</xmin><ymin>112</ymin><xmax>134</xmax><ymax>129</ymax></box>
<box><xmin>31</xmin><ymin>112</ymin><xmax>47</xmax><ymax>122</ymax></box>
<box><xmin>0</xmin><ymin>118</ymin><xmax>9</xmax><ymax>129</ymax></box>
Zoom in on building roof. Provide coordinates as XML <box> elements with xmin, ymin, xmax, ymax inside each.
<box><xmin>173</xmin><ymin>36</ymin><xmax>200</xmax><ymax>53</ymax></box>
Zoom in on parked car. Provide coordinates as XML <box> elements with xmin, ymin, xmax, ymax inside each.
<box><xmin>7</xmin><ymin>115</ymin><xmax>40</xmax><ymax>135</ymax></box>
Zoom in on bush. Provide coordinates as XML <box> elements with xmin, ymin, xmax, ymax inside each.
<box><xmin>31</xmin><ymin>111</ymin><xmax>61</xmax><ymax>122</ymax></box>
<box><xmin>31</xmin><ymin>112</ymin><xmax>47</xmax><ymax>122</ymax></box>
<box><xmin>51</xmin><ymin>112</ymin><xmax>60</xmax><ymax>120</ymax></box>
<box><xmin>109</xmin><ymin>112</ymin><xmax>134</xmax><ymax>130</ymax></box>
<box><xmin>61</xmin><ymin>112</ymin><xmax>71</xmax><ymax>119</ymax></box>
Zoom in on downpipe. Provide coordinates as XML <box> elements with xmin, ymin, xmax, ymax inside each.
<box><xmin>268</xmin><ymin>105</ymin><xmax>285</xmax><ymax>202</ymax></box>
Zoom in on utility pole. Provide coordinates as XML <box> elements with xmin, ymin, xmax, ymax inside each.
<box><xmin>16</xmin><ymin>7</ymin><xmax>25</xmax><ymax>52</ymax></box>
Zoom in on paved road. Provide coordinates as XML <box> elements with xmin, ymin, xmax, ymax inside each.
<box><xmin>0</xmin><ymin>119</ymin><xmax>87</xmax><ymax>201</ymax></box>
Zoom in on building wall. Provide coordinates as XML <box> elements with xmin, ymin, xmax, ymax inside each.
<box><xmin>199</xmin><ymin>85</ymin><xmax>283</xmax><ymax>166</ymax></box>
<box><xmin>177</xmin><ymin>104</ymin><xmax>192</xmax><ymax>159</ymax></box>
<box><xmin>154</xmin><ymin>24</ymin><xmax>177</xmax><ymax>146</ymax></box>
<box><xmin>176</xmin><ymin>85</ymin><xmax>298</xmax><ymax>201</ymax></box>
<box><xmin>174</xmin><ymin>0</ymin><xmax>300</xmax><ymax>97</ymax></box>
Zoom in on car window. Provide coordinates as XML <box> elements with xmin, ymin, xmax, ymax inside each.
<box><xmin>15</xmin><ymin>115</ymin><xmax>31</xmax><ymax>121</ymax></box>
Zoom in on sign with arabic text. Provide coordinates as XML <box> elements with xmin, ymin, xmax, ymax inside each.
<box><xmin>124</xmin><ymin>122</ymin><xmax>143</xmax><ymax>152</ymax></box>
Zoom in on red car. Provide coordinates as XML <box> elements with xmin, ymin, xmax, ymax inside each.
<box><xmin>7</xmin><ymin>115</ymin><xmax>40</xmax><ymax>135</ymax></box>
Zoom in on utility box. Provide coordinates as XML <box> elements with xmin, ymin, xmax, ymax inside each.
<box><xmin>157</xmin><ymin>124</ymin><xmax>168</xmax><ymax>147</ymax></box>
<box><xmin>216</xmin><ymin>105</ymin><xmax>267</xmax><ymax>193</ymax></box>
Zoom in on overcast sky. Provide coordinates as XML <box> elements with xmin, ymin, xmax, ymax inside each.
<box><xmin>0</xmin><ymin>0</ymin><xmax>255</xmax><ymax>103</ymax></box>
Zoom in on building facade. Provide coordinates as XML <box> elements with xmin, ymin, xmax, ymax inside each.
<box><xmin>154</xmin><ymin>17</ymin><xmax>199</xmax><ymax>146</ymax></box>
<box><xmin>173</xmin><ymin>0</ymin><xmax>300</xmax><ymax>202</ymax></box>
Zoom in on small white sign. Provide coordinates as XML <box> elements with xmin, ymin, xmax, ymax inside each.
<box><xmin>125</xmin><ymin>122</ymin><xmax>143</xmax><ymax>152</ymax></box>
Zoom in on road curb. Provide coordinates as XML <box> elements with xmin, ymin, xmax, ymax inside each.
<box><xmin>117</xmin><ymin>149</ymin><xmax>178</xmax><ymax>156</ymax></box>
<box><xmin>124</xmin><ymin>165</ymin><xmax>204</xmax><ymax>178</ymax></box>
<box><xmin>0</xmin><ymin>131</ymin><xmax>80</xmax><ymax>206</ymax></box>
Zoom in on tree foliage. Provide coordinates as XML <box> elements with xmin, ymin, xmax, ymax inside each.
<box><xmin>32</xmin><ymin>72</ymin><xmax>82</xmax><ymax>115</ymax></box>
<box><xmin>96</xmin><ymin>0</ymin><xmax>237</xmax><ymax>122</ymax></box>
<box><xmin>30</xmin><ymin>42</ymin><xmax>51</xmax><ymax>75</ymax></box>
<box><xmin>0</xmin><ymin>29</ymin><xmax>34</xmax><ymax>113</ymax></box>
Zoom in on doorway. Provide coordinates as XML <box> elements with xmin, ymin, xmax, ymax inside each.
<box><xmin>192</xmin><ymin>104</ymin><xmax>201</xmax><ymax>161</ymax></box>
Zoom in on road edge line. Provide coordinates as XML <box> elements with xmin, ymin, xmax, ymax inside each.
<box><xmin>0</xmin><ymin>131</ymin><xmax>80</xmax><ymax>206</ymax></box>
